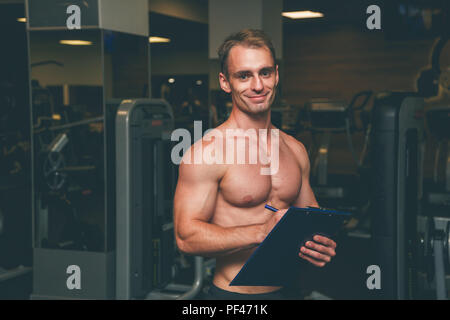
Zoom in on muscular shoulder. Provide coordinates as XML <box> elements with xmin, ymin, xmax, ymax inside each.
<box><xmin>179</xmin><ymin>131</ymin><xmax>227</xmax><ymax>183</ymax></box>
<box><xmin>280</xmin><ymin>131</ymin><xmax>310</xmax><ymax>171</ymax></box>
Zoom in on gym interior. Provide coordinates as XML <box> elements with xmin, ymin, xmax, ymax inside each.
<box><xmin>0</xmin><ymin>0</ymin><xmax>449</xmax><ymax>300</ymax></box>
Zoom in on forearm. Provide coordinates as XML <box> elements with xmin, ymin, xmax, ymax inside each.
<box><xmin>176</xmin><ymin>219</ymin><xmax>264</xmax><ymax>258</ymax></box>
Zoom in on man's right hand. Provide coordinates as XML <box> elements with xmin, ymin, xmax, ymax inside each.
<box><xmin>258</xmin><ymin>208</ymin><xmax>289</xmax><ymax>243</ymax></box>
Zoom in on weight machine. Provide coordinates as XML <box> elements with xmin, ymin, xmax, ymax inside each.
<box><xmin>115</xmin><ymin>99</ymin><xmax>205</xmax><ymax>300</ymax></box>
<box><xmin>415</xmin><ymin>36</ymin><xmax>450</xmax><ymax>300</ymax></box>
<box><xmin>31</xmin><ymin>98</ymin><xmax>206</xmax><ymax>299</ymax></box>
<box><xmin>31</xmin><ymin>95</ymin><xmax>117</xmax><ymax>299</ymax></box>
<box><xmin>306</xmin><ymin>91</ymin><xmax>373</xmax><ymax>210</ymax></box>
<box><xmin>369</xmin><ymin>92</ymin><xmax>425</xmax><ymax>299</ymax></box>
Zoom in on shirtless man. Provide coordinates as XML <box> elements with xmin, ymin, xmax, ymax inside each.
<box><xmin>173</xmin><ymin>29</ymin><xmax>337</xmax><ymax>299</ymax></box>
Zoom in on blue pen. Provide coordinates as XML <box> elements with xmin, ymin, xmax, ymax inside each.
<box><xmin>264</xmin><ymin>204</ymin><xmax>279</xmax><ymax>212</ymax></box>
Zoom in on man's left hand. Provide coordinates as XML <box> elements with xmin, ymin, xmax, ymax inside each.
<box><xmin>298</xmin><ymin>235</ymin><xmax>337</xmax><ymax>267</ymax></box>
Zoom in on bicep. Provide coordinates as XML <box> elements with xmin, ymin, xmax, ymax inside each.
<box><xmin>294</xmin><ymin>176</ymin><xmax>319</xmax><ymax>208</ymax></box>
<box><xmin>173</xmin><ymin>161</ymin><xmax>220</xmax><ymax>241</ymax></box>
<box><xmin>291</xmin><ymin>140</ymin><xmax>319</xmax><ymax>208</ymax></box>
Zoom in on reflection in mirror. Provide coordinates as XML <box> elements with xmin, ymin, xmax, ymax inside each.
<box><xmin>30</xmin><ymin>29</ymin><xmax>106</xmax><ymax>252</ymax></box>
<box><xmin>149</xmin><ymin>13</ymin><xmax>209</xmax><ymax>133</ymax></box>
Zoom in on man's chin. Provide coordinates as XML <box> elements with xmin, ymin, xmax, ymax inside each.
<box><xmin>247</xmin><ymin>104</ymin><xmax>271</xmax><ymax>115</ymax></box>
<box><xmin>249</xmin><ymin>98</ymin><xmax>274</xmax><ymax>112</ymax></box>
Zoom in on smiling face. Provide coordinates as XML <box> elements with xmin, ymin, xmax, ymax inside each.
<box><xmin>219</xmin><ymin>45</ymin><xmax>279</xmax><ymax>116</ymax></box>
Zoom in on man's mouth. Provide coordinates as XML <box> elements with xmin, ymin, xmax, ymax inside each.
<box><xmin>246</xmin><ymin>92</ymin><xmax>269</xmax><ymax>103</ymax></box>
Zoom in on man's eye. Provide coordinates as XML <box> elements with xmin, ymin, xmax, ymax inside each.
<box><xmin>240</xmin><ymin>74</ymin><xmax>248</xmax><ymax>80</ymax></box>
<box><xmin>261</xmin><ymin>70</ymin><xmax>271</xmax><ymax>77</ymax></box>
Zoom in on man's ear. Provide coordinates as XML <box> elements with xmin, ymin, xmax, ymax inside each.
<box><xmin>275</xmin><ymin>64</ymin><xmax>279</xmax><ymax>87</ymax></box>
<box><xmin>219</xmin><ymin>72</ymin><xmax>231</xmax><ymax>93</ymax></box>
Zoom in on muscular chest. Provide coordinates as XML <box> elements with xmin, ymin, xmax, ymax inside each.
<box><xmin>219</xmin><ymin>145</ymin><xmax>302</xmax><ymax>207</ymax></box>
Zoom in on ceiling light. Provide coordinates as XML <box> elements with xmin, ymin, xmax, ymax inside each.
<box><xmin>149</xmin><ymin>36</ymin><xmax>171</xmax><ymax>43</ymax></box>
<box><xmin>59</xmin><ymin>40</ymin><xmax>93</xmax><ymax>46</ymax></box>
<box><xmin>168</xmin><ymin>78</ymin><xmax>175</xmax><ymax>84</ymax></box>
<box><xmin>282</xmin><ymin>11</ymin><xmax>324</xmax><ymax>19</ymax></box>
<box><xmin>17</xmin><ymin>17</ymin><xmax>26</xmax><ymax>23</ymax></box>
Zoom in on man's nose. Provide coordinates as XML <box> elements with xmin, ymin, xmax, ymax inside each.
<box><xmin>251</xmin><ymin>75</ymin><xmax>264</xmax><ymax>92</ymax></box>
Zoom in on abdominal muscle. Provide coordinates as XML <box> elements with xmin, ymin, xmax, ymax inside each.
<box><xmin>213</xmin><ymin>248</ymin><xmax>283</xmax><ymax>294</ymax></box>
<box><xmin>210</xmin><ymin>196</ymin><xmax>283</xmax><ymax>294</ymax></box>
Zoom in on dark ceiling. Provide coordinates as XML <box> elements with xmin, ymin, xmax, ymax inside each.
<box><xmin>282</xmin><ymin>0</ymin><xmax>449</xmax><ymax>25</ymax></box>
<box><xmin>149</xmin><ymin>12</ymin><xmax>208</xmax><ymax>53</ymax></box>
<box><xmin>282</xmin><ymin>0</ymin><xmax>449</xmax><ymax>38</ymax></box>
<box><xmin>2</xmin><ymin>1</ymin><xmax>448</xmax><ymax>52</ymax></box>
<box><xmin>283</xmin><ymin>0</ymin><xmax>449</xmax><ymax>14</ymax></box>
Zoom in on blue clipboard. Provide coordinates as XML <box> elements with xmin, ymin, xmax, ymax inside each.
<box><xmin>230</xmin><ymin>206</ymin><xmax>352</xmax><ymax>286</ymax></box>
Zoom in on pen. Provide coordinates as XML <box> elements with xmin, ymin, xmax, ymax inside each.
<box><xmin>264</xmin><ymin>204</ymin><xmax>279</xmax><ymax>212</ymax></box>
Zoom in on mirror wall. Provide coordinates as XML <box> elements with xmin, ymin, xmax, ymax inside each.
<box><xmin>29</xmin><ymin>29</ymin><xmax>149</xmax><ymax>252</ymax></box>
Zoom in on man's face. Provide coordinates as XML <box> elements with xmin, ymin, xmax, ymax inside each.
<box><xmin>219</xmin><ymin>45</ymin><xmax>279</xmax><ymax>116</ymax></box>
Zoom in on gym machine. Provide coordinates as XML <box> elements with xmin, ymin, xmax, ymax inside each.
<box><xmin>369</xmin><ymin>92</ymin><xmax>425</xmax><ymax>299</ymax></box>
<box><xmin>32</xmin><ymin>96</ymin><xmax>205</xmax><ymax>299</ymax></box>
<box><xmin>31</xmin><ymin>96</ymin><xmax>118</xmax><ymax>299</ymax></box>
<box><xmin>421</xmin><ymin>36</ymin><xmax>450</xmax><ymax>209</ymax></box>
<box><xmin>306</xmin><ymin>91</ymin><xmax>372</xmax><ymax>209</ymax></box>
<box><xmin>115</xmin><ymin>98</ymin><xmax>175</xmax><ymax>299</ymax></box>
<box><xmin>425</xmin><ymin>106</ymin><xmax>450</xmax><ymax>208</ymax></box>
<box><xmin>415</xmin><ymin>36</ymin><xmax>450</xmax><ymax>300</ymax></box>
<box><xmin>420</xmin><ymin>79</ymin><xmax>450</xmax><ymax>301</ymax></box>
<box><xmin>115</xmin><ymin>99</ymin><xmax>205</xmax><ymax>300</ymax></box>
<box><xmin>417</xmin><ymin>215</ymin><xmax>450</xmax><ymax>299</ymax></box>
